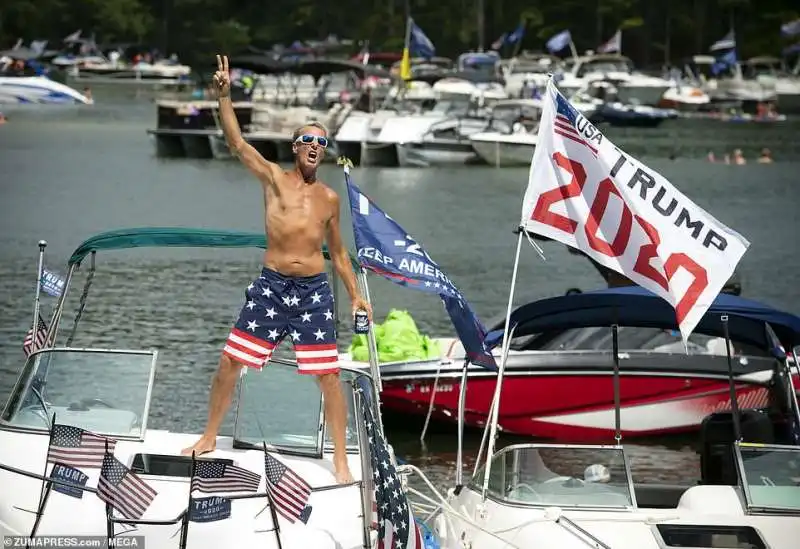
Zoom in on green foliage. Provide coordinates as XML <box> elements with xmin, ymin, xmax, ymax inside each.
<box><xmin>1</xmin><ymin>0</ymin><xmax>798</xmax><ymax>68</ymax></box>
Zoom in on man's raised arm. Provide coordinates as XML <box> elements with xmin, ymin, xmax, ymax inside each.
<box><xmin>214</xmin><ymin>55</ymin><xmax>279</xmax><ymax>185</ymax></box>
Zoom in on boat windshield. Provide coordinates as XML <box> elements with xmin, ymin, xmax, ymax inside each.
<box><xmin>472</xmin><ymin>444</ymin><xmax>636</xmax><ymax>509</ymax></box>
<box><xmin>511</xmin><ymin>326</ymin><xmax>771</xmax><ymax>357</ymax></box>
<box><xmin>736</xmin><ymin>442</ymin><xmax>800</xmax><ymax>514</ymax></box>
<box><xmin>1</xmin><ymin>348</ymin><xmax>156</xmax><ymax>439</ymax></box>
<box><xmin>233</xmin><ymin>358</ymin><xmax>360</xmax><ymax>458</ymax></box>
<box><xmin>577</xmin><ymin>59</ymin><xmax>633</xmax><ymax>77</ymax></box>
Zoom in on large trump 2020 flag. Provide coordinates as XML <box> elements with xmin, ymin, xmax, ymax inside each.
<box><xmin>342</xmin><ymin>162</ymin><xmax>497</xmax><ymax>370</ymax></box>
<box><xmin>522</xmin><ymin>79</ymin><xmax>749</xmax><ymax>342</ymax></box>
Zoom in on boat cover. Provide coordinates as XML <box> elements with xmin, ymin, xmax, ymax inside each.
<box><xmin>485</xmin><ymin>286</ymin><xmax>800</xmax><ymax>352</ymax></box>
<box><xmin>67</xmin><ymin>227</ymin><xmax>359</xmax><ymax>268</ymax></box>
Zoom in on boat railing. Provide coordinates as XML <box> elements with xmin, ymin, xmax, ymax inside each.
<box><xmin>0</xmin><ymin>457</ymin><xmax>368</xmax><ymax>544</ymax></box>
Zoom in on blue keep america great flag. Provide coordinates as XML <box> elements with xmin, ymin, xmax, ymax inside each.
<box><xmin>342</xmin><ymin>163</ymin><xmax>497</xmax><ymax>370</ymax></box>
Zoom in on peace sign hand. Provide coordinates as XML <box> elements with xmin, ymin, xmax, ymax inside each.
<box><xmin>213</xmin><ymin>55</ymin><xmax>231</xmax><ymax>98</ymax></box>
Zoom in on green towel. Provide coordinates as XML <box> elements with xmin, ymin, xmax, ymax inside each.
<box><xmin>349</xmin><ymin>309</ymin><xmax>441</xmax><ymax>363</ymax></box>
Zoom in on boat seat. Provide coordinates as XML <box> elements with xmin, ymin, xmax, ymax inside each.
<box><xmin>700</xmin><ymin>409</ymin><xmax>774</xmax><ymax>486</ymax></box>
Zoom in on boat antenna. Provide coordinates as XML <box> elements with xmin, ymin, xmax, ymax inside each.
<box><xmin>611</xmin><ymin>324</ymin><xmax>622</xmax><ymax>445</ymax></box>
<box><xmin>721</xmin><ymin>315</ymin><xmax>743</xmax><ymax>441</ymax></box>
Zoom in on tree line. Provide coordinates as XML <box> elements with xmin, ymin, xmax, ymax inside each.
<box><xmin>2</xmin><ymin>0</ymin><xmax>798</xmax><ymax>69</ymax></box>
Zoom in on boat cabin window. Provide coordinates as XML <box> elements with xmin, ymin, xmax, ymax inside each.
<box><xmin>233</xmin><ymin>359</ymin><xmax>360</xmax><ymax>458</ymax></box>
<box><xmin>1</xmin><ymin>348</ymin><xmax>156</xmax><ymax>439</ymax></box>
<box><xmin>471</xmin><ymin>444</ymin><xmax>635</xmax><ymax>509</ymax></box>
<box><xmin>735</xmin><ymin>442</ymin><xmax>800</xmax><ymax>514</ymax></box>
<box><xmin>653</xmin><ymin>524</ymin><xmax>767</xmax><ymax>549</ymax></box>
<box><xmin>510</xmin><ymin>326</ymin><xmax>771</xmax><ymax>357</ymax></box>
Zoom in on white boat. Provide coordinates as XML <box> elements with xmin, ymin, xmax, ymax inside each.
<box><xmin>405</xmin><ymin>280</ymin><xmax>800</xmax><ymax>549</ymax></box>
<box><xmin>742</xmin><ymin>57</ymin><xmax>800</xmax><ymax>114</ymax></box>
<box><xmin>470</xmin><ymin>126</ymin><xmax>538</xmax><ymax>167</ymax></box>
<box><xmin>501</xmin><ymin>54</ymin><xmax>564</xmax><ymax>98</ymax></box>
<box><xmin>395</xmin><ymin>116</ymin><xmax>486</xmax><ymax>167</ymax></box>
<box><xmin>53</xmin><ymin>53</ymin><xmax>192</xmax><ymax>87</ymax></box>
<box><xmin>0</xmin><ymin>76</ymin><xmax>92</xmax><ymax>105</ymax></box>
<box><xmin>685</xmin><ymin>55</ymin><xmax>778</xmax><ymax>107</ymax></box>
<box><xmin>337</xmin><ymin>74</ymin><xmax>509</xmax><ymax>167</ymax></box>
<box><xmin>658</xmin><ymin>82</ymin><xmax>711</xmax><ymax>111</ymax></box>
<box><xmin>0</xmin><ymin>227</ymin><xmax>429</xmax><ymax>549</ymax></box>
<box><xmin>554</xmin><ymin>54</ymin><xmax>672</xmax><ymax>106</ymax></box>
<box><xmin>431</xmin><ymin>439</ymin><xmax>800</xmax><ymax>549</ymax></box>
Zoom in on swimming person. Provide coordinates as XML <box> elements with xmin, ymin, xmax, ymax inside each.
<box><xmin>181</xmin><ymin>55</ymin><xmax>373</xmax><ymax>484</ymax></box>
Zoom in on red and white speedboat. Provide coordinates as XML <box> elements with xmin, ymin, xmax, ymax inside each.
<box><xmin>343</xmin><ymin>286</ymin><xmax>800</xmax><ymax>441</ymax></box>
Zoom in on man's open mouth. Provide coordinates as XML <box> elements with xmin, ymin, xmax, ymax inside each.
<box><xmin>308</xmin><ymin>150</ymin><xmax>318</xmax><ymax>161</ymax></box>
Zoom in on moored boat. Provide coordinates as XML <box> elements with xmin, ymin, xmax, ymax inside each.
<box><xmin>0</xmin><ymin>76</ymin><xmax>92</xmax><ymax>105</ymax></box>
<box><xmin>344</xmin><ymin>286</ymin><xmax>800</xmax><ymax>441</ymax></box>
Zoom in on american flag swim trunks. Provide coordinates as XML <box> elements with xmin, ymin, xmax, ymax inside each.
<box><xmin>223</xmin><ymin>267</ymin><xmax>339</xmax><ymax>375</ymax></box>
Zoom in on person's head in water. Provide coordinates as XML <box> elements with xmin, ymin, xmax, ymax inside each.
<box><xmin>292</xmin><ymin>121</ymin><xmax>328</xmax><ymax>182</ymax></box>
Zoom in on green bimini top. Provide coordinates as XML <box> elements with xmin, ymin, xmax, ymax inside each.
<box><xmin>68</xmin><ymin>227</ymin><xmax>359</xmax><ymax>269</ymax></box>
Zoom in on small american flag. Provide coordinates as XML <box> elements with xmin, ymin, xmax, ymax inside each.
<box><xmin>553</xmin><ymin>93</ymin><xmax>598</xmax><ymax>158</ymax></box>
<box><xmin>48</xmin><ymin>424</ymin><xmax>116</xmax><ymax>469</ymax></box>
<box><xmin>97</xmin><ymin>453</ymin><xmax>157</xmax><ymax>519</ymax></box>
<box><xmin>358</xmin><ymin>382</ymin><xmax>424</xmax><ymax>549</ymax></box>
<box><xmin>23</xmin><ymin>314</ymin><xmax>48</xmax><ymax>357</ymax></box>
<box><xmin>264</xmin><ymin>451</ymin><xmax>312</xmax><ymax>524</ymax></box>
<box><xmin>191</xmin><ymin>459</ymin><xmax>261</xmax><ymax>494</ymax></box>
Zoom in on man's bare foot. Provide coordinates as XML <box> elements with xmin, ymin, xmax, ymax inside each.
<box><xmin>181</xmin><ymin>435</ymin><xmax>216</xmax><ymax>456</ymax></box>
<box><xmin>334</xmin><ymin>458</ymin><xmax>354</xmax><ymax>484</ymax></box>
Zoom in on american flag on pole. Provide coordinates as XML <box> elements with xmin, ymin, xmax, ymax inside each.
<box><xmin>358</xmin><ymin>383</ymin><xmax>424</xmax><ymax>548</ymax></box>
<box><xmin>23</xmin><ymin>314</ymin><xmax>48</xmax><ymax>357</ymax></box>
<box><xmin>47</xmin><ymin>424</ymin><xmax>116</xmax><ymax>469</ymax></box>
<box><xmin>190</xmin><ymin>459</ymin><xmax>261</xmax><ymax>494</ymax></box>
<box><xmin>97</xmin><ymin>453</ymin><xmax>157</xmax><ymax>519</ymax></box>
<box><xmin>553</xmin><ymin>93</ymin><xmax>598</xmax><ymax>158</ymax></box>
<box><xmin>264</xmin><ymin>451</ymin><xmax>312</xmax><ymax>524</ymax></box>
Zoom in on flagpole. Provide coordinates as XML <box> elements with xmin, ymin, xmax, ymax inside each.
<box><xmin>29</xmin><ymin>411</ymin><xmax>56</xmax><ymax>542</ymax></box>
<box><xmin>104</xmin><ymin>440</ymin><xmax>115</xmax><ymax>542</ymax></box>
<box><xmin>31</xmin><ymin>240</ymin><xmax>47</xmax><ymax>348</ymax></box>
<box><xmin>455</xmin><ymin>358</ymin><xmax>469</xmax><ymax>487</ymax></box>
<box><xmin>480</xmin><ymin>230</ymin><xmax>524</xmax><ymax>499</ymax></box>
<box><xmin>179</xmin><ymin>452</ymin><xmax>196</xmax><ymax>549</ymax></box>
<box><xmin>262</xmin><ymin>446</ymin><xmax>284</xmax><ymax>549</ymax></box>
<box><xmin>568</xmin><ymin>38</ymin><xmax>579</xmax><ymax>61</ymax></box>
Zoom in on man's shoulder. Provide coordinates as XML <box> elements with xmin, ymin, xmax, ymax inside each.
<box><xmin>316</xmin><ymin>181</ymin><xmax>339</xmax><ymax>203</ymax></box>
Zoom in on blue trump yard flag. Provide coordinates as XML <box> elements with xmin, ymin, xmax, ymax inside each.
<box><xmin>341</xmin><ymin>162</ymin><xmax>497</xmax><ymax>370</ymax></box>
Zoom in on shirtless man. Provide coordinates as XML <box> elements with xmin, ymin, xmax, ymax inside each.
<box><xmin>182</xmin><ymin>55</ymin><xmax>372</xmax><ymax>484</ymax></box>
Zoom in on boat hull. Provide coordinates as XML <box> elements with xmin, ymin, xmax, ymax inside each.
<box><xmin>367</xmin><ymin>362</ymin><xmax>799</xmax><ymax>440</ymax></box>
<box><xmin>0</xmin><ymin>77</ymin><xmax>91</xmax><ymax>105</ymax></box>
<box><xmin>396</xmin><ymin>141</ymin><xmax>479</xmax><ymax>167</ymax></box>
<box><xmin>470</xmin><ymin>138</ymin><xmax>535</xmax><ymax>167</ymax></box>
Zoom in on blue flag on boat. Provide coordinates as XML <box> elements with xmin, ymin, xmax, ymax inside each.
<box><xmin>341</xmin><ymin>161</ymin><xmax>497</xmax><ymax>370</ymax></box>
<box><xmin>409</xmin><ymin>20</ymin><xmax>436</xmax><ymax>59</ymax></box>
<box><xmin>546</xmin><ymin>30</ymin><xmax>572</xmax><ymax>53</ymax></box>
